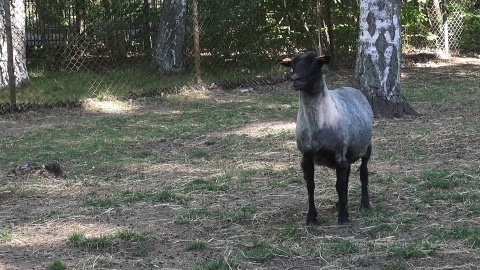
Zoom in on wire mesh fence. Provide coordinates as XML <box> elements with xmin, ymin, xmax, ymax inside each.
<box><xmin>424</xmin><ymin>0</ymin><xmax>472</xmax><ymax>56</ymax></box>
<box><xmin>0</xmin><ymin>0</ymin><xmax>478</xmax><ymax>113</ymax></box>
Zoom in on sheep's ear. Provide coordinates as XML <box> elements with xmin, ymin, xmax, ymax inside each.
<box><xmin>280</xmin><ymin>57</ymin><xmax>292</xmax><ymax>67</ymax></box>
<box><xmin>315</xmin><ymin>55</ymin><xmax>331</xmax><ymax>65</ymax></box>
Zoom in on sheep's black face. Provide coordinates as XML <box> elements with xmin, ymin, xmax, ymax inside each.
<box><xmin>280</xmin><ymin>52</ymin><xmax>330</xmax><ymax>92</ymax></box>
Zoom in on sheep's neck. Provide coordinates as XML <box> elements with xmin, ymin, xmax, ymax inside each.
<box><xmin>298</xmin><ymin>78</ymin><xmax>338</xmax><ymax>128</ymax></box>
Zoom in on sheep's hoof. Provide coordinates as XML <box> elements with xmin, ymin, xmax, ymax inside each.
<box><xmin>337</xmin><ymin>215</ymin><xmax>350</xmax><ymax>225</ymax></box>
<box><xmin>306</xmin><ymin>211</ymin><xmax>318</xmax><ymax>225</ymax></box>
<box><xmin>306</xmin><ymin>217</ymin><xmax>318</xmax><ymax>226</ymax></box>
<box><xmin>361</xmin><ymin>199</ymin><xmax>370</xmax><ymax>209</ymax></box>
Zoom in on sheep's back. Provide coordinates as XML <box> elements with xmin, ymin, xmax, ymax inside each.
<box><xmin>329</xmin><ymin>87</ymin><xmax>373</xmax><ymax>159</ymax></box>
<box><xmin>329</xmin><ymin>87</ymin><xmax>373</xmax><ymax>125</ymax></box>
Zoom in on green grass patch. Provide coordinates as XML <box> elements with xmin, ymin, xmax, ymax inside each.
<box><xmin>0</xmin><ymin>229</ymin><xmax>12</xmax><ymax>242</ymax></box>
<box><xmin>184</xmin><ymin>175</ymin><xmax>232</xmax><ymax>192</ymax></box>
<box><xmin>388</xmin><ymin>241</ymin><xmax>436</xmax><ymax>258</ymax></box>
<box><xmin>194</xmin><ymin>257</ymin><xmax>235</xmax><ymax>270</ymax></box>
<box><xmin>243</xmin><ymin>246</ymin><xmax>274</xmax><ymax>261</ymax></box>
<box><xmin>420</xmin><ymin>169</ymin><xmax>463</xmax><ymax>189</ymax></box>
<box><xmin>69</xmin><ymin>233</ymin><xmax>116</xmax><ymax>248</ymax></box>
<box><xmin>214</xmin><ymin>204</ymin><xmax>258</xmax><ymax>222</ymax></box>
<box><xmin>364</xmin><ymin>223</ymin><xmax>394</xmax><ymax>236</ymax></box>
<box><xmin>431</xmin><ymin>226</ymin><xmax>480</xmax><ymax>247</ymax></box>
<box><xmin>84</xmin><ymin>189</ymin><xmax>186</xmax><ymax>207</ymax></box>
<box><xmin>384</xmin><ymin>261</ymin><xmax>407</xmax><ymax>270</ymax></box>
<box><xmin>48</xmin><ymin>259</ymin><xmax>67</xmax><ymax>270</ymax></box>
<box><xmin>325</xmin><ymin>238</ymin><xmax>360</xmax><ymax>254</ymax></box>
<box><xmin>176</xmin><ymin>208</ymin><xmax>209</xmax><ymax>225</ymax></box>
<box><xmin>185</xmin><ymin>240</ymin><xmax>209</xmax><ymax>251</ymax></box>
<box><xmin>278</xmin><ymin>225</ymin><xmax>303</xmax><ymax>239</ymax></box>
<box><xmin>69</xmin><ymin>229</ymin><xmax>151</xmax><ymax>251</ymax></box>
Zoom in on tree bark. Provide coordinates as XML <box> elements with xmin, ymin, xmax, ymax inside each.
<box><xmin>0</xmin><ymin>0</ymin><xmax>29</xmax><ymax>89</ymax></box>
<box><xmin>325</xmin><ymin>0</ymin><xmax>336</xmax><ymax>68</ymax></box>
<box><xmin>353</xmin><ymin>0</ymin><xmax>416</xmax><ymax>118</ymax></box>
<box><xmin>192</xmin><ymin>0</ymin><xmax>201</xmax><ymax>83</ymax></box>
<box><xmin>153</xmin><ymin>0</ymin><xmax>187</xmax><ymax>72</ymax></box>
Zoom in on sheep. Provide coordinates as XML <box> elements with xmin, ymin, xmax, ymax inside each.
<box><xmin>280</xmin><ymin>52</ymin><xmax>374</xmax><ymax>225</ymax></box>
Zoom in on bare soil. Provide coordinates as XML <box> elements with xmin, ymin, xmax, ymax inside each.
<box><xmin>1</xmin><ymin>57</ymin><xmax>480</xmax><ymax>269</ymax></box>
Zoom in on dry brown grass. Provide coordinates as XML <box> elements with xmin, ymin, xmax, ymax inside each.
<box><xmin>1</xmin><ymin>57</ymin><xmax>479</xmax><ymax>269</ymax></box>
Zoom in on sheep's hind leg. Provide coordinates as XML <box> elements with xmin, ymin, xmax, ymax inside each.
<box><xmin>335</xmin><ymin>162</ymin><xmax>350</xmax><ymax>224</ymax></box>
<box><xmin>302</xmin><ymin>155</ymin><xmax>318</xmax><ymax>225</ymax></box>
<box><xmin>359</xmin><ymin>144</ymin><xmax>372</xmax><ymax>209</ymax></box>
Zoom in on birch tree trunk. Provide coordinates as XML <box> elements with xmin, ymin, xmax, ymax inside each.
<box><xmin>353</xmin><ymin>0</ymin><xmax>416</xmax><ymax>118</ymax></box>
<box><xmin>153</xmin><ymin>0</ymin><xmax>187</xmax><ymax>72</ymax></box>
<box><xmin>0</xmin><ymin>0</ymin><xmax>29</xmax><ymax>88</ymax></box>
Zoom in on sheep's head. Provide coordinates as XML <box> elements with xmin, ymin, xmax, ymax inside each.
<box><xmin>280</xmin><ymin>52</ymin><xmax>330</xmax><ymax>92</ymax></box>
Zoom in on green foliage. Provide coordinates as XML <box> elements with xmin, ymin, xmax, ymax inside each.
<box><xmin>460</xmin><ymin>9</ymin><xmax>480</xmax><ymax>53</ymax></box>
<box><xmin>331</xmin><ymin>3</ymin><xmax>360</xmax><ymax>58</ymax></box>
<box><xmin>402</xmin><ymin>2</ymin><xmax>429</xmax><ymax>49</ymax></box>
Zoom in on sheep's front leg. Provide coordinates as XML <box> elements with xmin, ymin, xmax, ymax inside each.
<box><xmin>359</xmin><ymin>144</ymin><xmax>372</xmax><ymax>209</ymax></box>
<box><xmin>335</xmin><ymin>163</ymin><xmax>350</xmax><ymax>224</ymax></box>
<box><xmin>302</xmin><ymin>155</ymin><xmax>317</xmax><ymax>225</ymax></box>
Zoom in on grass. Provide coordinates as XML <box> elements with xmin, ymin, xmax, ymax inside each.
<box><xmin>420</xmin><ymin>169</ymin><xmax>463</xmax><ymax>189</ymax></box>
<box><xmin>69</xmin><ymin>228</ymin><xmax>151</xmax><ymax>251</ymax></box>
<box><xmin>326</xmin><ymin>238</ymin><xmax>360</xmax><ymax>254</ymax></box>
<box><xmin>1</xmin><ymin>60</ymin><xmax>281</xmax><ymax>106</ymax></box>
<box><xmin>1</xmin><ymin>60</ymin><xmax>480</xmax><ymax>268</ymax></box>
<box><xmin>388</xmin><ymin>241</ymin><xmax>437</xmax><ymax>258</ymax></box>
<box><xmin>431</xmin><ymin>226</ymin><xmax>480</xmax><ymax>247</ymax></box>
<box><xmin>184</xmin><ymin>175</ymin><xmax>232</xmax><ymax>192</ymax></box>
<box><xmin>185</xmin><ymin>240</ymin><xmax>209</xmax><ymax>251</ymax></box>
<box><xmin>48</xmin><ymin>259</ymin><xmax>67</xmax><ymax>270</ymax></box>
<box><xmin>0</xmin><ymin>230</ymin><xmax>12</xmax><ymax>242</ymax></box>
<box><xmin>194</xmin><ymin>257</ymin><xmax>235</xmax><ymax>270</ymax></box>
<box><xmin>84</xmin><ymin>189</ymin><xmax>186</xmax><ymax>207</ymax></box>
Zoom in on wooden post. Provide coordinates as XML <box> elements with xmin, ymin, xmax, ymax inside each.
<box><xmin>4</xmin><ymin>0</ymin><xmax>16</xmax><ymax>106</ymax></box>
<box><xmin>192</xmin><ymin>0</ymin><xmax>202</xmax><ymax>83</ymax></box>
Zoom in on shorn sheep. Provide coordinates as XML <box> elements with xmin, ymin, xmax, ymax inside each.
<box><xmin>280</xmin><ymin>52</ymin><xmax>374</xmax><ymax>225</ymax></box>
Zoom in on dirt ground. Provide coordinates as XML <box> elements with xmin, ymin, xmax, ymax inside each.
<box><xmin>1</xmin><ymin>56</ymin><xmax>480</xmax><ymax>269</ymax></box>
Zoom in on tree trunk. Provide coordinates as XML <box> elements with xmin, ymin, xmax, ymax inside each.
<box><xmin>153</xmin><ymin>0</ymin><xmax>187</xmax><ymax>72</ymax></box>
<box><xmin>353</xmin><ymin>0</ymin><xmax>416</xmax><ymax>118</ymax></box>
<box><xmin>192</xmin><ymin>0</ymin><xmax>201</xmax><ymax>83</ymax></box>
<box><xmin>0</xmin><ymin>0</ymin><xmax>29</xmax><ymax>89</ymax></box>
<box><xmin>325</xmin><ymin>0</ymin><xmax>336</xmax><ymax>68</ymax></box>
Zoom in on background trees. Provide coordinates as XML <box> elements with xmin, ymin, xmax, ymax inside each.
<box><xmin>2</xmin><ymin>0</ymin><xmax>478</xmax><ymax>110</ymax></box>
<box><xmin>20</xmin><ymin>0</ymin><xmax>479</xmax><ymax>69</ymax></box>
<box><xmin>1</xmin><ymin>0</ymin><xmax>29</xmax><ymax>89</ymax></box>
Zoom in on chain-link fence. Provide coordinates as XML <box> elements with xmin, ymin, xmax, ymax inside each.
<box><xmin>1</xmin><ymin>0</ymin><xmax>478</xmax><ymax>113</ymax></box>
<box><xmin>425</xmin><ymin>0</ymin><xmax>472</xmax><ymax>56</ymax></box>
